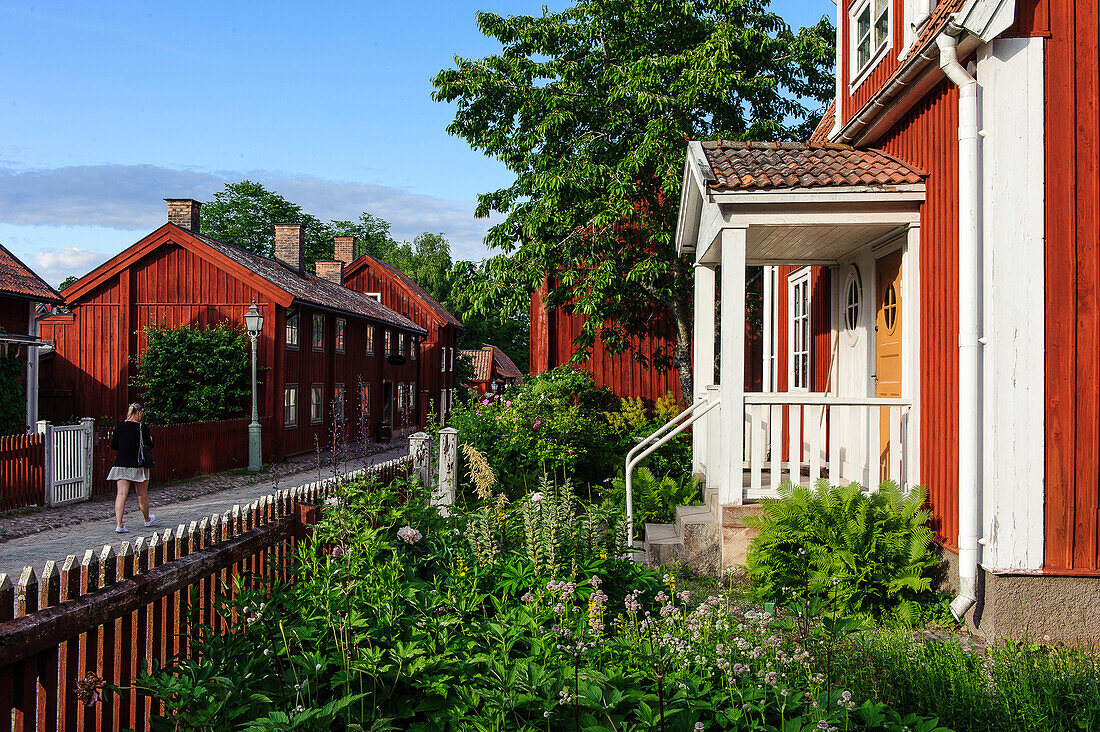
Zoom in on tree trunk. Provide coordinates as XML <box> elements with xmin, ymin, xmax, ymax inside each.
<box><xmin>669</xmin><ymin>263</ymin><xmax>694</xmax><ymax>403</ymax></box>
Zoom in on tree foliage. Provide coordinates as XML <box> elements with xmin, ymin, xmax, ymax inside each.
<box><xmin>448</xmin><ymin>258</ymin><xmax>530</xmax><ymax>373</ymax></box>
<box><xmin>0</xmin><ymin>357</ymin><xmax>25</xmax><ymax>436</ymax></box>
<box><xmin>433</xmin><ymin>0</ymin><xmax>834</xmax><ymax>396</ymax></box>
<box><xmin>131</xmin><ymin>323</ymin><xmax>251</xmax><ymax>425</ymax></box>
<box><xmin>58</xmin><ymin>275</ymin><xmax>79</xmax><ymax>291</ymax></box>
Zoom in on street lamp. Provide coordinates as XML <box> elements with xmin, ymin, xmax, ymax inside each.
<box><xmin>244</xmin><ymin>303</ymin><xmax>265</xmax><ymax>471</ymax></box>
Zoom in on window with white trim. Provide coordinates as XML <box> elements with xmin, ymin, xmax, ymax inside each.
<box><xmin>285</xmin><ymin>311</ymin><xmax>299</xmax><ymax>349</ymax></box>
<box><xmin>335</xmin><ymin>319</ymin><xmax>345</xmax><ymax>353</ymax></box>
<box><xmin>441</xmin><ymin>348</ymin><xmax>446</xmax><ymax>372</ymax></box>
<box><xmin>284</xmin><ymin>384</ymin><xmax>298</xmax><ymax>428</ymax></box>
<box><xmin>851</xmin><ymin>0</ymin><xmax>890</xmax><ymax>83</ymax></box>
<box><xmin>365</xmin><ymin>324</ymin><xmax>375</xmax><ymax>355</ymax></box>
<box><xmin>311</xmin><ymin>384</ymin><xmax>324</xmax><ymax>424</ymax></box>
<box><xmin>789</xmin><ymin>270</ymin><xmax>811</xmax><ymax>391</ymax></box>
<box><xmin>333</xmin><ymin>384</ymin><xmax>345</xmax><ymax>421</ymax></box>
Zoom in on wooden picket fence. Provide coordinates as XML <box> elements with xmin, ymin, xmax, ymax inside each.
<box><xmin>0</xmin><ymin>433</ymin><xmax>45</xmax><ymax>511</ymax></box>
<box><xmin>0</xmin><ymin>456</ymin><xmax>411</xmax><ymax>731</ymax></box>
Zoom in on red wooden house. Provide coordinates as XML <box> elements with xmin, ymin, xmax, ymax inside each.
<box><xmin>39</xmin><ymin>200</ymin><xmax>425</xmax><ymax>460</ymax></box>
<box><xmin>0</xmin><ymin>243</ymin><xmax>63</xmax><ymax>433</ymax></box>
<box><xmin>461</xmin><ymin>343</ymin><xmax>523</xmax><ymax>395</ymax></box>
<box><xmin>341</xmin><ymin>244</ymin><xmax>463</xmax><ymax>425</ymax></box>
<box><xmin>672</xmin><ymin>0</ymin><xmax>1100</xmax><ymax>640</ymax></box>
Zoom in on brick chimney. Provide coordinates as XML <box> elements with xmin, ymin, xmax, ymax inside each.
<box><xmin>315</xmin><ymin>260</ymin><xmax>345</xmax><ymax>285</ymax></box>
<box><xmin>165</xmin><ymin>198</ymin><xmax>202</xmax><ymax>232</ymax></box>
<box><xmin>334</xmin><ymin>236</ymin><xmax>356</xmax><ymax>264</ymax></box>
<box><xmin>274</xmin><ymin>224</ymin><xmax>304</xmax><ymax>274</ymax></box>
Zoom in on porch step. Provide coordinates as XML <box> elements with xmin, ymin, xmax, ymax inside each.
<box><xmin>644</xmin><ymin>505</ymin><xmax>721</xmax><ymax>576</ymax></box>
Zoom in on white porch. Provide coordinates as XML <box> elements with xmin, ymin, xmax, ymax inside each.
<box><xmin>678</xmin><ymin>143</ymin><xmax>925</xmax><ymax>507</ymax></box>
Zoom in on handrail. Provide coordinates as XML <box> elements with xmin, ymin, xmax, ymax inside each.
<box><xmin>626</xmin><ymin>396</ymin><xmax>721</xmax><ymax>542</ymax></box>
<box><xmin>744</xmin><ymin>393</ymin><xmax>912</xmax><ymax>407</ymax></box>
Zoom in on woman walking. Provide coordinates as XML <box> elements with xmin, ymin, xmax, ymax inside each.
<box><xmin>108</xmin><ymin>402</ymin><xmax>157</xmax><ymax>533</ymax></box>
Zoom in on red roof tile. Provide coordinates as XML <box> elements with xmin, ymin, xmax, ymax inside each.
<box><xmin>701</xmin><ymin>141</ymin><xmax>924</xmax><ymax>191</ymax></box>
<box><xmin>462</xmin><ymin>344</ymin><xmax>522</xmax><ymax>382</ymax></box>
<box><xmin>809</xmin><ymin>101</ymin><xmax>836</xmax><ymax>145</ymax></box>
<box><xmin>0</xmin><ymin>243</ymin><xmax>63</xmax><ymax>304</ymax></box>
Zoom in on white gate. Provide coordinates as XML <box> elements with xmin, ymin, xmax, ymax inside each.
<box><xmin>37</xmin><ymin>418</ymin><xmax>94</xmax><ymax>506</ymax></box>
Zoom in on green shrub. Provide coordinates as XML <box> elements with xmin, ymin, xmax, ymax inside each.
<box><xmin>746</xmin><ymin>480</ymin><xmax>939</xmax><ymax>623</ymax></box>
<box><xmin>131</xmin><ymin>322</ymin><xmax>251</xmax><ymax>424</ymax></box>
<box><xmin>606</xmin><ymin>466</ymin><xmax>701</xmax><ymax>536</ymax></box>
<box><xmin>0</xmin><ymin>357</ymin><xmax>25</xmax><ymax>436</ymax></box>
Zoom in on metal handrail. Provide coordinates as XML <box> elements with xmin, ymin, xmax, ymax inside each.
<box><xmin>625</xmin><ymin>396</ymin><xmax>721</xmax><ymax>542</ymax></box>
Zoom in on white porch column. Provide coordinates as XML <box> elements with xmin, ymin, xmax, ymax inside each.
<box><xmin>720</xmin><ymin>227</ymin><xmax>747</xmax><ymax>505</ymax></box>
<box><xmin>692</xmin><ymin>263</ymin><xmax>716</xmax><ymax>476</ymax></box>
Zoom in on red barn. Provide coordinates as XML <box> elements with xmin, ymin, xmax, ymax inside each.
<box><xmin>342</xmin><ymin>246</ymin><xmax>463</xmax><ymax>424</ymax></box>
<box><xmin>462</xmin><ymin>343</ymin><xmax>523</xmax><ymax>395</ymax></box>
<box><xmin>39</xmin><ymin>200</ymin><xmax>425</xmax><ymax>458</ymax></box>
<box><xmin>0</xmin><ymin>243</ymin><xmax>63</xmax><ymax>433</ymax></box>
<box><xmin>673</xmin><ymin>0</ymin><xmax>1100</xmax><ymax>640</ymax></box>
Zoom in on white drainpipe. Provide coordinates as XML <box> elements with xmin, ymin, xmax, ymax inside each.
<box><xmin>937</xmin><ymin>28</ymin><xmax>982</xmax><ymax>620</ymax></box>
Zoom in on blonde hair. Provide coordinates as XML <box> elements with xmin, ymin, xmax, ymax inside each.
<box><xmin>126</xmin><ymin>403</ymin><xmax>143</xmax><ymax>420</ymax></box>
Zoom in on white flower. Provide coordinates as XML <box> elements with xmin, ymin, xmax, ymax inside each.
<box><xmin>531</xmin><ymin>492</ymin><xmax>544</xmax><ymax>502</ymax></box>
<box><xmin>397</xmin><ymin>525</ymin><xmax>422</xmax><ymax>545</ymax></box>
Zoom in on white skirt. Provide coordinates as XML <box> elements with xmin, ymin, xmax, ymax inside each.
<box><xmin>107</xmin><ymin>466</ymin><xmax>150</xmax><ymax>482</ymax></box>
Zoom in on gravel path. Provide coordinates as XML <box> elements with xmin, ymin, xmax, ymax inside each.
<box><xmin>0</xmin><ymin>442</ymin><xmax>410</xmax><ymax>581</ymax></box>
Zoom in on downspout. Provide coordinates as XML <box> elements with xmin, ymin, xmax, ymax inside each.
<box><xmin>937</xmin><ymin>29</ymin><xmax>982</xmax><ymax>620</ymax></box>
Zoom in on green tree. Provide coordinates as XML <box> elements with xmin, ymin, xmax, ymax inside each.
<box><xmin>385</xmin><ymin>232</ymin><xmax>454</xmax><ymax>305</ymax></box>
<box><xmin>58</xmin><ymin>275</ymin><xmax>79</xmax><ymax>291</ymax></box>
<box><xmin>200</xmin><ymin>181</ymin><xmax>334</xmax><ymax>267</ymax></box>
<box><xmin>328</xmin><ymin>212</ymin><xmax>399</xmax><ymax>261</ymax></box>
<box><xmin>448</xmin><ymin>258</ymin><xmax>530</xmax><ymax>373</ymax></box>
<box><xmin>432</xmin><ymin>0</ymin><xmax>834</xmax><ymax>397</ymax></box>
<box><xmin>131</xmin><ymin>322</ymin><xmax>251</xmax><ymax>424</ymax></box>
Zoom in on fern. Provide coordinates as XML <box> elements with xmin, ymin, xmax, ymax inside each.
<box><xmin>745</xmin><ymin>480</ymin><xmax>940</xmax><ymax>623</ymax></box>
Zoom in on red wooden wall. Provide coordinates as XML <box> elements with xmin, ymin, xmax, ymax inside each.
<box><xmin>1041</xmin><ymin>0</ymin><xmax>1100</xmax><ymax>573</ymax></box>
<box><xmin>343</xmin><ymin>258</ymin><xmax>457</xmax><ymax>426</ymax></box>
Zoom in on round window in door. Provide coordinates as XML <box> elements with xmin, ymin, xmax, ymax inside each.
<box><xmin>882</xmin><ymin>283</ymin><xmax>898</xmax><ymax>332</ymax></box>
<box><xmin>844</xmin><ymin>269</ymin><xmax>862</xmax><ymax>334</ymax></box>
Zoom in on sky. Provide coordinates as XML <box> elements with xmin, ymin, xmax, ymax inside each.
<box><xmin>0</xmin><ymin>0</ymin><xmax>834</xmax><ymax>286</ymax></box>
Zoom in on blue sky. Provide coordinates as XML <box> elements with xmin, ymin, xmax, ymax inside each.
<box><xmin>0</xmin><ymin>0</ymin><xmax>833</xmax><ymax>285</ymax></box>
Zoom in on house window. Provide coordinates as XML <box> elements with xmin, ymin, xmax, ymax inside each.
<box><xmin>441</xmin><ymin>348</ymin><xmax>446</xmax><ymax>372</ymax></box>
<box><xmin>883</xmin><ymin>283</ymin><xmax>899</xmax><ymax>332</ymax></box>
<box><xmin>397</xmin><ymin>382</ymin><xmax>405</xmax><ymax>413</ymax></box>
<box><xmin>789</xmin><ymin>271</ymin><xmax>811</xmax><ymax>391</ymax></box>
<box><xmin>845</xmin><ymin>270</ymin><xmax>862</xmax><ymax>333</ymax></box>
<box><xmin>285</xmin><ymin>311</ymin><xmax>299</xmax><ymax>349</ymax></box>
<box><xmin>284</xmin><ymin>384</ymin><xmax>298</xmax><ymax>428</ymax></box>
<box><xmin>851</xmin><ymin>0</ymin><xmax>890</xmax><ymax>82</ymax></box>
<box><xmin>334</xmin><ymin>384</ymin><xmax>345</xmax><ymax>421</ymax></box>
<box><xmin>398</xmin><ymin>332</ymin><xmax>407</xmax><ymax>357</ymax></box>
<box><xmin>365</xmin><ymin>324</ymin><xmax>375</xmax><ymax>355</ymax></box>
<box><xmin>335</xmin><ymin>319</ymin><xmax>346</xmax><ymax>353</ymax></box>
<box><xmin>360</xmin><ymin>383</ymin><xmax>370</xmax><ymax>416</ymax></box>
<box><xmin>411</xmin><ymin>338</ymin><xmax>418</xmax><ymax>361</ymax></box>
<box><xmin>384</xmin><ymin>330</ymin><xmax>393</xmax><ymax>356</ymax></box>
<box><xmin>312</xmin><ymin>314</ymin><xmax>324</xmax><ymax>351</ymax></box>
<box><xmin>311</xmin><ymin>384</ymin><xmax>324</xmax><ymax>424</ymax></box>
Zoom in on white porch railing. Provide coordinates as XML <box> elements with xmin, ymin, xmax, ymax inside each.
<box><xmin>742</xmin><ymin>393</ymin><xmax>912</xmax><ymax>498</ymax></box>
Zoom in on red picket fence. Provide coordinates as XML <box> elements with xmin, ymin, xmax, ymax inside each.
<box><xmin>0</xmin><ymin>458</ymin><xmax>411</xmax><ymax>732</ymax></box>
<box><xmin>92</xmin><ymin>417</ymin><xmax>276</xmax><ymax>495</ymax></box>
<box><xmin>0</xmin><ymin>433</ymin><xmax>45</xmax><ymax>510</ymax></box>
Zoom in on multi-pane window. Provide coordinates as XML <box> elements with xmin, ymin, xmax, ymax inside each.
<box><xmin>397</xmin><ymin>383</ymin><xmax>405</xmax><ymax>413</ymax></box>
<box><xmin>852</xmin><ymin>0</ymin><xmax>890</xmax><ymax>77</ymax></box>
<box><xmin>384</xmin><ymin>330</ymin><xmax>393</xmax><ymax>356</ymax></box>
<box><xmin>441</xmin><ymin>348</ymin><xmax>446</xmax><ymax>372</ymax></box>
<box><xmin>845</xmin><ymin>274</ymin><xmax>862</xmax><ymax>333</ymax></box>
<box><xmin>333</xmin><ymin>384</ymin><xmax>345</xmax><ymax>421</ymax></box>
<box><xmin>450</xmin><ymin>347</ymin><xmax>455</xmax><ymax>371</ymax></box>
<box><xmin>789</xmin><ymin>272</ymin><xmax>811</xmax><ymax>390</ymax></box>
<box><xmin>360</xmin><ymin>383</ymin><xmax>370</xmax><ymax>417</ymax></box>
<box><xmin>411</xmin><ymin>338</ymin><xmax>418</xmax><ymax>361</ymax></box>
<box><xmin>335</xmin><ymin>319</ymin><xmax>346</xmax><ymax>353</ymax></box>
<box><xmin>398</xmin><ymin>332</ymin><xmax>407</xmax><ymax>357</ymax></box>
<box><xmin>311</xmin><ymin>384</ymin><xmax>324</xmax><ymax>424</ymax></box>
<box><xmin>312</xmin><ymin>314</ymin><xmax>324</xmax><ymax>351</ymax></box>
<box><xmin>284</xmin><ymin>384</ymin><xmax>298</xmax><ymax>428</ymax></box>
<box><xmin>365</xmin><ymin>324</ymin><xmax>375</xmax><ymax>355</ymax></box>
<box><xmin>285</xmin><ymin>311</ymin><xmax>299</xmax><ymax>349</ymax></box>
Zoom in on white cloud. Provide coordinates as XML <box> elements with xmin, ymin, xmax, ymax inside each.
<box><xmin>31</xmin><ymin>247</ymin><xmax>110</xmax><ymax>285</ymax></box>
<box><xmin>0</xmin><ymin>163</ymin><xmax>498</xmax><ymax>262</ymax></box>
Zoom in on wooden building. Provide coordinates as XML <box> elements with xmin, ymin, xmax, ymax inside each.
<box><xmin>342</xmin><ymin>246</ymin><xmax>463</xmax><ymax>424</ymax></box>
<box><xmin>461</xmin><ymin>343</ymin><xmax>523</xmax><ymax>395</ymax></box>
<box><xmin>0</xmin><ymin>243</ymin><xmax>63</xmax><ymax>433</ymax></box>
<box><xmin>672</xmin><ymin>0</ymin><xmax>1100</xmax><ymax>640</ymax></box>
<box><xmin>39</xmin><ymin>200</ymin><xmax>425</xmax><ymax>458</ymax></box>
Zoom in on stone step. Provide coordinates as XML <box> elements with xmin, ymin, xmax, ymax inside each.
<box><xmin>675</xmin><ymin>504</ymin><xmax>716</xmax><ymax>537</ymax></box>
<box><xmin>643</xmin><ymin>522</ymin><xmax>683</xmax><ymax>567</ymax></box>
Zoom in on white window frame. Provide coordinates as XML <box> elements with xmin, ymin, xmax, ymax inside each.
<box><xmin>312</xmin><ymin>314</ymin><xmax>325</xmax><ymax>352</ymax></box>
<box><xmin>335</xmin><ymin>319</ymin><xmax>345</xmax><ymax>353</ymax></box>
<box><xmin>285</xmin><ymin>311</ymin><xmax>299</xmax><ymax>349</ymax></box>
<box><xmin>788</xmin><ymin>268</ymin><xmax>812</xmax><ymax>391</ymax></box>
<box><xmin>333</xmin><ymin>383</ymin><xmax>345</xmax><ymax>421</ymax></box>
<box><xmin>311</xmin><ymin>383</ymin><xmax>324</xmax><ymax>424</ymax></box>
<box><xmin>284</xmin><ymin>384</ymin><xmax>298</xmax><ymax>428</ymax></box>
<box><xmin>849</xmin><ymin>0</ymin><xmax>891</xmax><ymax>91</ymax></box>
<box><xmin>441</xmin><ymin>347</ymin><xmax>446</xmax><ymax>372</ymax></box>
<box><xmin>365</xmin><ymin>324</ymin><xmax>375</xmax><ymax>355</ymax></box>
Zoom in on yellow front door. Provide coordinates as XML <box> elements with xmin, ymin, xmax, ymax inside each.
<box><xmin>875</xmin><ymin>249</ymin><xmax>903</xmax><ymax>478</ymax></box>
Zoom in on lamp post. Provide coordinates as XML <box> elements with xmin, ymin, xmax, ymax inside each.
<box><xmin>244</xmin><ymin>303</ymin><xmax>265</xmax><ymax>471</ymax></box>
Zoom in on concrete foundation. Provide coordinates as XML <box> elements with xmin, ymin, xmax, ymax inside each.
<box><xmin>938</xmin><ymin>549</ymin><xmax>1100</xmax><ymax>644</ymax></box>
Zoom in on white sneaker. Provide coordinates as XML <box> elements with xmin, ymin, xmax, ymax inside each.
<box><xmin>115</xmin><ymin>526</ymin><xmax>129</xmax><ymax>533</ymax></box>
<box><xmin>143</xmin><ymin>514</ymin><xmax>157</xmax><ymax>528</ymax></box>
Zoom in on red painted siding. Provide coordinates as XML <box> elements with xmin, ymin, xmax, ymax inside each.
<box><xmin>840</xmin><ymin>0</ymin><xmax>906</xmax><ymax>126</ymax></box>
<box><xmin>1044</xmin><ymin>0</ymin><xmax>1100</xmax><ymax>573</ymax></box>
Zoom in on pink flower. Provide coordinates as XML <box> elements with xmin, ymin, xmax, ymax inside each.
<box><xmin>533</xmin><ymin>420</ymin><xmax>542</xmax><ymax>428</ymax></box>
<box><xmin>397</xmin><ymin>525</ymin><xmax>422</xmax><ymax>545</ymax></box>
<box><xmin>505</xmin><ymin>401</ymin><xmax>512</xmax><ymax>407</ymax></box>
<box><xmin>496</xmin><ymin>415</ymin><xmax>502</xmax><ymax>421</ymax></box>
<box><xmin>513</xmin><ymin>427</ymin><xmax>518</xmax><ymax>432</ymax></box>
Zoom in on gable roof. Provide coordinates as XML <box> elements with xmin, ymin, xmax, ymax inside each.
<box><xmin>462</xmin><ymin>344</ymin><xmax>522</xmax><ymax>382</ymax></box>
<box><xmin>0</xmin><ymin>243</ymin><xmax>63</xmax><ymax>304</ymax></box>
<box><xmin>700</xmin><ymin>141</ymin><xmax>925</xmax><ymax>192</ymax></box>
<box><xmin>809</xmin><ymin>102</ymin><xmax>836</xmax><ymax>146</ymax></box>
<box><xmin>344</xmin><ymin>253</ymin><xmax>463</xmax><ymax>329</ymax></box>
<box><xmin>61</xmin><ymin>224</ymin><xmax>425</xmax><ymax>334</ymax></box>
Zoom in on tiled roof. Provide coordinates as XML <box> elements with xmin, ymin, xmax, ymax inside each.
<box><xmin>491</xmin><ymin>346</ymin><xmax>522</xmax><ymax>379</ymax></box>
<box><xmin>0</xmin><ymin>243</ymin><xmax>63</xmax><ymax>304</ymax></box>
<box><xmin>192</xmin><ymin>232</ymin><xmax>426</xmax><ymax>334</ymax></box>
<box><xmin>809</xmin><ymin>102</ymin><xmax>836</xmax><ymax>145</ymax></box>
<box><xmin>463</xmin><ymin>347</ymin><xmax>493</xmax><ymax>382</ymax></box>
<box><xmin>701</xmin><ymin>141</ymin><xmax>924</xmax><ymax>191</ymax></box>
<box><xmin>462</xmin><ymin>344</ymin><xmax>522</xmax><ymax>382</ymax></box>
<box><xmin>346</xmin><ymin>254</ymin><xmax>463</xmax><ymax>328</ymax></box>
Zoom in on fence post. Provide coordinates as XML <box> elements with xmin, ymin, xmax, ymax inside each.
<box><xmin>409</xmin><ymin>432</ymin><xmax>432</xmax><ymax>490</ymax></box>
<box><xmin>37</xmin><ymin>420</ymin><xmax>53</xmax><ymax>506</ymax></box>
<box><xmin>435</xmin><ymin>427</ymin><xmax>457</xmax><ymax>508</ymax></box>
<box><xmin>80</xmin><ymin>417</ymin><xmax>95</xmax><ymax>501</ymax></box>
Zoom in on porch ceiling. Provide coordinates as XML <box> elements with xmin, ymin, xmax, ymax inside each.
<box><xmin>745</xmin><ymin>223</ymin><xmax>905</xmax><ymax>265</ymax></box>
